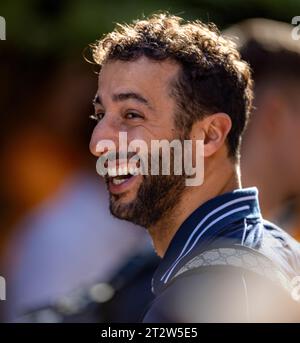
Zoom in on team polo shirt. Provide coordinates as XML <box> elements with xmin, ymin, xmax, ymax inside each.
<box><xmin>152</xmin><ymin>187</ymin><xmax>300</xmax><ymax>296</ymax></box>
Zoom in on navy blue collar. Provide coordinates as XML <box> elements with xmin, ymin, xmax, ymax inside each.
<box><xmin>152</xmin><ymin>187</ymin><xmax>263</xmax><ymax>295</ymax></box>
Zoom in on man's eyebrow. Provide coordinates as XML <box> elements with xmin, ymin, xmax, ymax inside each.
<box><xmin>112</xmin><ymin>92</ymin><xmax>153</xmax><ymax>109</ymax></box>
<box><xmin>92</xmin><ymin>92</ymin><xmax>154</xmax><ymax>110</ymax></box>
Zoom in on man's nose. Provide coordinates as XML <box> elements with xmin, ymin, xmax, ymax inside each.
<box><xmin>89</xmin><ymin>117</ymin><xmax>120</xmax><ymax>157</ymax></box>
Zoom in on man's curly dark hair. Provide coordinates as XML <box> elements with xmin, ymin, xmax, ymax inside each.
<box><xmin>91</xmin><ymin>12</ymin><xmax>253</xmax><ymax>160</ymax></box>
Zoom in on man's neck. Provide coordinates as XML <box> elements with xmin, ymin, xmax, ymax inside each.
<box><xmin>149</xmin><ymin>158</ymin><xmax>240</xmax><ymax>257</ymax></box>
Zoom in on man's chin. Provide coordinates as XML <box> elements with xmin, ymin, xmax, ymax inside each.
<box><xmin>108</xmin><ymin>171</ymin><xmax>187</xmax><ymax>228</ymax></box>
<box><xmin>109</xmin><ymin>193</ymin><xmax>138</xmax><ymax>220</ymax></box>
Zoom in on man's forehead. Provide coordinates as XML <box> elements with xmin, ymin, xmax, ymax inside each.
<box><xmin>97</xmin><ymin>57</ymin><xmax>180</xmax><ymax>103</ymax></box>
<box><xmin>98</xmin><ymin>57</ymin><xmax>180</xmax><ymax>84</ymax></box>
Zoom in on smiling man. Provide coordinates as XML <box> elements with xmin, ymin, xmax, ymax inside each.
<box><xmin>89</xmin><ymin>13</ymin><xmax>300</xmax><ymax>322</ymax></box>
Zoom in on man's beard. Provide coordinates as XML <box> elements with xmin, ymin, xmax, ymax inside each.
<box><xmin>107</xmin><ymin>147</ymin><xmax>187</xmax><ymax>228</ymax></box>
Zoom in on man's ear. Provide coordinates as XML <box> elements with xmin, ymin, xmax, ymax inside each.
<box><xmin>190</xmin><ymin>113</ymin><xmax>232</xmax><ymax>157</ymax></box>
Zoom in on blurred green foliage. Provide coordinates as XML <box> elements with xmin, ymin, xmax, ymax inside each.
<box><xmin>0</xmin><ymin>0</ymin><xmax>300</xmax><ymax>57</ymax></box>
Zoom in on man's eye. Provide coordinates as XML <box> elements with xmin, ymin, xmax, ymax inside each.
<box><xmin>90</xmin><ymin>112</ymin><xmax>105</xmax><ymax>122</ymax></box>
<box><xmin>125</xmin><ymin>112</ymin><xmax>142</xmax><ymax>119</ymax></box>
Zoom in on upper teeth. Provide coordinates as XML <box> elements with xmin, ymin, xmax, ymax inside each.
<box><xmin>107</xmin><ymin>166</ymin><xmax>139</xmax><ymax>177</ymax></box>
<box><xmin>112</xmin><ymin>178</ymin><xmax>127</xmax><ymax>185</ymax></box>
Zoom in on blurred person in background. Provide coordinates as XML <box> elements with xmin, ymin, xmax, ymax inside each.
<box><xmin>226</xmin><ymin>19</ymin><xmax>300</xmax><ymax>240</ymax></box>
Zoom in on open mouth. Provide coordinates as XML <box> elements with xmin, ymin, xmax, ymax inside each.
<box><xmin>110</xmin><ymin>173</ymin><xmax>134</xmax><ymax>185</ymax></box>
<box><xmin>106</xmin><ymin>164</ymin><xmax>140</xmax><ymax>193</ymax></box>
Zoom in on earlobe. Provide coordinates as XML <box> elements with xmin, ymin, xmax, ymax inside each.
<box><xmin>203</xmin><ymin>113</ymin><xmax>232</xmax><ymax>157</ymax></box>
